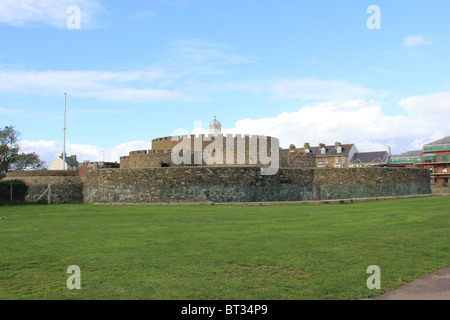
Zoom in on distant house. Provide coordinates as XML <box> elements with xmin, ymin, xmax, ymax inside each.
<box><xmin>307</xmin><ymin>142</ymin><xmax>358</xmax><ymax>168</ymax></box>
<box><xmin>48</xmin><ymin>154</ymin><xmax>79</xmax><ymax>171</ymax></box>
<box><xmin>348</xmin><ymin>150</ymin><xmax>390</xmax><ymax>167</ymax></box>
<box><xmin>388</xmin><ymin>150</ymin><xmax>422</xmax><ymax>167</ymax></box>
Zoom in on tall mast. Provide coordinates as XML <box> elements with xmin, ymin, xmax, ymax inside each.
<box><xmin>63</xmin><ymin>93</ymin><xmax>67</xmax><ymax>170</ymax></box>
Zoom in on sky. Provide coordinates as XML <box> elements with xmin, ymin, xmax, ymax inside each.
<box><xmin>0</xmin><ymin>0</ymin><xmax>449</xmax><ymax>166</ymax></box>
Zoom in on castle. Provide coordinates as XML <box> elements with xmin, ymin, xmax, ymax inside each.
<box><xmin>119</xmin><ymin>117</ymin><xmax>315</xmax><ymax>170</ymax></box>
<box><xmin>3</xmin><ymin>117</ymin><xmax>431</xmax><ymax>204</ymax></box>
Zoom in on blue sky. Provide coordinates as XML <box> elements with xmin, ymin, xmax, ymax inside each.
<box><xmin>0</xmin><ymin>0</ymin><xmax>449</xmax><ymax>165</ymax></box>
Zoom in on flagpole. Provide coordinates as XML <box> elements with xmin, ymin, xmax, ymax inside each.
<box><xmin>63</xmin><ymin>93</ymin><xmax>67</xmax><ymax>170</ymax></box>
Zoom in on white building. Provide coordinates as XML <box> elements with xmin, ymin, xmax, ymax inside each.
<box><xmin>49</xmin><ymin>154</ymin><xmax>79</xmax><ymax>171</ymax></box>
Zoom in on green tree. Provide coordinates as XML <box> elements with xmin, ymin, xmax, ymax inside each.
<box><xmin>0</xmin><ymin>126</ymin><xmax>46</xmax><ymax>177</ymax></box>
<box><xmin>10</xmin><ymin>152</ymin><xmax>46</xmax><ymax>172</ymax></box>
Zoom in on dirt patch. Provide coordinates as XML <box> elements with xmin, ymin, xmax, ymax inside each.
<box><xmin>366</xmin><ymin>266</ymin><xmax>450</xmax><ymax>300</ymax></box>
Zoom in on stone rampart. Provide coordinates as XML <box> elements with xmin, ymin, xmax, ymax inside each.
<box><xmin>3</xmin><ymin>171</ymin><xmax>84</xmax><ymax>203</ymax></box>
<box><xmin>4</xmin><ymin>167</ymin><xmax>431</xmax><ymax>204</ymax></box>
<box><xmin>121</xmin><ymin>134</ymin><xmax>285</xmax><ymax>169</ymax></box>
<box><xmin>83</xmin><ymin>167</ymin><xmax>430</xmax><ymax>203</ymax></box>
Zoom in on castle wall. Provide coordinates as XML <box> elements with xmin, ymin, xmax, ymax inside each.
<box><xmin>281</xmin><ymin>152</ymin><xmax>316</xmax><ymax>168</ymax></box>
<box><xmin>3</xmin><ymin>171</ymin><xmax>84</xmax><ymax>203</ymax></box>
<box><xmin>3</xmin><ymin>166</ymin><xmax>430</xmax><ymax>204</ymax></box>
<box><xmin>121</xmin><ymin>135</ymin><xmax>316</xmax><ymax>169</ymax></box>
<box><xmin>120</xmin><ymin>152</ymin><xmax>173</xmax><ymax>169</ymax></box>
<box><xmin>83</xmin><ymin>167</ymin><xmax>430</xmax><ymax>203</ymax></box>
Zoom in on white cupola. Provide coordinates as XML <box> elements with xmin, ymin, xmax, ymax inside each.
<box><xmin>209</xmin><ymin>116</ymin><xmax>221</xmax><ymax>134</ymax></box>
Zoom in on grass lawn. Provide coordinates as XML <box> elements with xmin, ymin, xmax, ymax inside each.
<box><xmin>0</xmin><ymin>196</ymin><xmax>449</xmax><ymax>300</ymax></box>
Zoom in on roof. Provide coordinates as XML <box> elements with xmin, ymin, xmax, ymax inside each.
<box><xmin>390</xmin><ymin>150</ymin><xmax>421</xmax><ymax>158</ymax></box>
<box><xmin>209</xmin><ymin>116</ymin><xmax>221</xmax><ymax>127</ymax></box>
<box><xmin>309</xmin><ymin>144</ymin><xmax>355</xmax><ymax>157</ymax></box>
<box><xmin>423</xmin><ymin>136</ymin><xmax>450</xmax><ymax>147</ymax></box>
<box><xmin>60</xmin><ymin>156</ymin><xmax>79</xmax><ymax>167</ymax></box>
<box><xmin>350</xmin><ymin>151</ymin><xmax>389</xmax><ymax>164</ymax></box>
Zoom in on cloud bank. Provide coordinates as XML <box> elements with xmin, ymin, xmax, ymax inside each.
<box><xmin>0</xmin><ymin>0</ymin><xmax>106</xmax><ymax>29</ymax></box>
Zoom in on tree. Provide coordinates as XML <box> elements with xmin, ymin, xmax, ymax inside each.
<box><xmin>10</xmin><ymin>152</ymin><xmax>46</xmax><ymax>171</ymax></box>
<box><xmin>0</xmin><ymin>126</ymin><xmax>46</xmax><ymax>177</ymax></box>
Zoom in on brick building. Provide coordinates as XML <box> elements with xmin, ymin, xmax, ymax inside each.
<box><xmin>388</xmin><ymin>136</ymin><xmax>450</xmax><ymax>185</ymax></box>
<box><xmin>287</xmin><ymin>142</ymin><xmax>358</xmax><ymax>168</ymax></box>
<box><xmin>420</xmin><ymin>136</ymin><xmax>450</xmax><ymax>185</ymax></box>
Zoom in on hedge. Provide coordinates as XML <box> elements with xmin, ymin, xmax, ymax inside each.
<box><xmin>0</xmin><ymin>180</ymin><xmax>28</xmax><ymax>204</ymax></box>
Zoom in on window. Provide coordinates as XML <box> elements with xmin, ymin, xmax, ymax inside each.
<box><xmin>321</xmin><ymin>148</ymin><xmax>326</xmax><ymax>155</ymax></box>
<box><xmin>335</xmin><ymin>157</ymin><xmax>339</xmax><ymax>163</ymax></box>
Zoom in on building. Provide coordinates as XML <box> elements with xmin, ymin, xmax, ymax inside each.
<box><xmin>348</xmin><ymin>150</ymin><xmax>390</xmax><ymax>168</ymax></box>
<box><xmin>388</xmin><ymin>150</ymin><xmax>422</xmax><ymax>167</ymax></box>
<box><xmin>302</xmin><ymin>142</ymin><xmax>358</xmax><ymax>168</ymax></box>
<box><xmin>120</xmin><ymin>117</ymin><xmax>316</xmax><ymax>169</ymax></box>
<box><xmin>48</xmin><ymin>154</ymin><xmax>79</xmax><ymax>171</ymax></box>
<box><xmin>388</xmin><ymin>136</ymin><xmax>449</xmax><ymax>185</ymax></box>
<box><xmin>209</xmin><ymin>116</ymin><xmax>222</xmax><ymax>134</ymax></box>
<box><xmin>420</xmin><ymin>136</ymin><xmax>450</xmax><ymax>185</ymax></box>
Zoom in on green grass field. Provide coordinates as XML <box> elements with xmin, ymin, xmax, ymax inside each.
<box><xmin>0</xmin><ymin>196</ymin><xmax>449</xmax><ymax>300</ymax></box>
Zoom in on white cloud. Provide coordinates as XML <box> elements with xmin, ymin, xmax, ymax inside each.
<box><xmin>0</xmin><ymin>38</ymin><xmax>258</xmax><ymax>103</ymax></box>
<box><xmin>0</xmin><ymin>69</ymin><xmax>205</xmax><ymax>103</ymax></box>
<box><xmin>270</xmin><ymin>78</ymin><xmax>374</xmax><ymax>101</ymax></box>
<box><xmin>20</xmin><ymin>140</ymin><xmax>153</xmax><ymax>166</ymax></box>
<box><xmin>131</xmin><ymin>10</ymin><xmax>156</xmax><ymax>19</ymax></box>
<box><xmin>20</xmin><ymin>91</ymin><xmax>450</xmax><ymax>164</ymax></box>
<box><xmin>171</xmin><ymin>39</ymin><xmax>257</xmax><ymax>66</ymax></box>
<box><xmin>223</xmin><ymin>93</ymin><xmax>450</xmax><ymax>154</ymax></box>
<box><xmin>398</xmin><ymin>91</ymin><xmax>450</xmax><ymax>117</ymax></box>
<box><xmin>0</xmin><ymin>38</ymin><xmax>259</xmax><ymax>103</ymax></box>
<box><xmin>0</xmin><ymin>107</ymin><xmax>22</xmax><ymax>115</ymax></box>
<box><xmin>0</xmin><ymin>0</ymin><xmax>106</xmax><ymax>29</ymax></box>
<box><xmin>403</xmin><ymin>35</ymin><xmax>432</xmax><ymax>47</ymax></box>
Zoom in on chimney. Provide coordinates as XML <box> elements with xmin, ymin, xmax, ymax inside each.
<box><xmin>303</xmin><ymin>143</ymin><xmax>310</xmax><ymax>153</ymax></box>
<box><xmin>386</xmin><ymin>146</ymin><xmax>391</xmax><ymax>155</ymax></box>
<box><xmin>319</xmin><ymin>143</ymin><xmax>325</xmax><ymax>149</ymax></box>
<box><xmin>335</xmin><ymin>142</ymin><xmax>341</xmax><ymax>148</ymax></box>
<box><xmin>70</xmin><ymin>155</ymin><xmax>77</xmax><ymax>160</ymax></box>
<box><xmin>289</xmin><ymin>144</ymin><xmax>296</xmax><ymax>152</ymax></box>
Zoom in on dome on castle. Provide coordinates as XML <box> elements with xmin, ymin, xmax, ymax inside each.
<box><xmin>209</xmin><ymin>116</ymin><xmax>221</xmax><ymax>134</ymax></box>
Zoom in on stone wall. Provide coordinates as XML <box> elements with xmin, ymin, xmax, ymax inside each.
<box><xmin>3</xmin><ymin>167</ymin><xmax>431</xmax><ymax>204</ymax></box>
<box><xmin>121</xmin><ymin>134</ymin><xmax>282</xmax><ymax>169</ymax></box>
<box><xmin>121</xmin><ymin>138</ymin><xmax>316</xmax><ymax>169</ymax></box>
<box><xmin>120</xmin><ymin>152</ymin><xmax>173</xmax><ymax>169</ymax></box>
<box><xmin>3</xmin><ymin>171</ymin><xmax>84</xmax><ymax>203</ymax></box>
<box><xmin>83</xmin><ymin>167</ymin><xmax>430</xmax><ymax>203</ymax></box>
<box><xmin>281</xmin><ymin>152</ymin><xmax>316</xmax><ymax>168</ymax></box>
